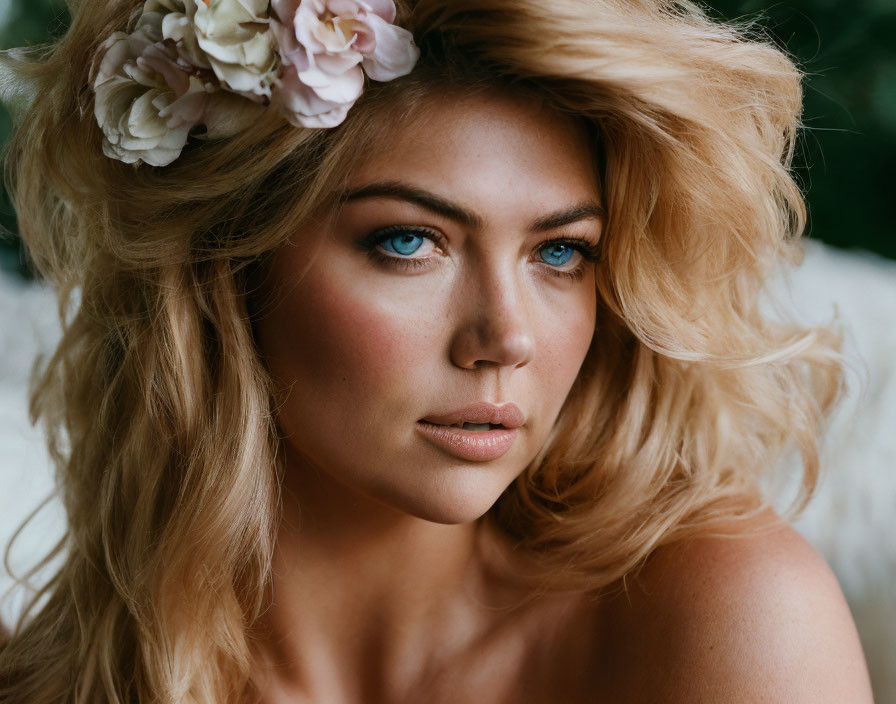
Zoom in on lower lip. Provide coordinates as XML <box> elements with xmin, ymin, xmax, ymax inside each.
<box><xmin>415</xmin><ymin>421</ymin><xmax>518</xmax><ymax>462</ymax></box>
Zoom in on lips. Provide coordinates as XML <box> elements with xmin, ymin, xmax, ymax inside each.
<box><xmin>414</xmin><ymin>421</ymin><xmax>518</xmax><ymax>462</ymax></box>
<box><xmin>416</xmin><ymin>401</ymin><xmax>524</xmax><ymax>462</ymax></box>
<box><xmin>420</xmin><ymin>402</ymin><xmax>525</xmax><ymax>429</ymax></box>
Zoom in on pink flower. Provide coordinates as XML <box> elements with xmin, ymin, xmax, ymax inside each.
<box><xmin>270</xmin><ymin>0</ymin><xmax>418</xmax><ymax>127</ymax></box>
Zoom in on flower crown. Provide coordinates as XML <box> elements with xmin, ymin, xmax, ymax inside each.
<box><xmin>93</xmin><ymin>0</ymin><xmax>420</xmax><ymax>167</ymax></box>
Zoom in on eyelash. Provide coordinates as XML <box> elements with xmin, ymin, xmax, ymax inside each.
<box><xmin>358</xmin><ymin>225</ymin><xmax>601</xmax><ymax>282</ymax></box>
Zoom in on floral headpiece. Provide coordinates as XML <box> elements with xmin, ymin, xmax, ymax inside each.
<box><xmin>93</xmin><ymin>0</ymin><xmax>420</xmax><ymax>167</ymax></box>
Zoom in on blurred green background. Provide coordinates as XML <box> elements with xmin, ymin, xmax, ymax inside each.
<box><xmin>0</xmin><ymin>0</ymin><xmax>893</xmax><ymax>276</ymax></box>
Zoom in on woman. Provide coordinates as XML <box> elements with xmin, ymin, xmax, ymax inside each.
<box><xmin>0</xmin><ymin>0</ymin><xmax>873</xmax><ymax>701</ymax></box>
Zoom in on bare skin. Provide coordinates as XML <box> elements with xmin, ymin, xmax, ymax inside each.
<box><xmin>250</xmin><ymin>508</ymin><xmax>873</xmax><ymax>703</ymax></box>
<box><xmin>249</xmin><ymin>92</ymin><xmax>873</xmax><ymax>702</ymax></box>
<box><xmin>250</xmin><ymin>466</ymin><xmax>602</xmax><ymax>704</ymax></box>
<box><xmin>595</xmin><ymin>516</ymin><xmax>874</xmax><ymax>703</ymax></box>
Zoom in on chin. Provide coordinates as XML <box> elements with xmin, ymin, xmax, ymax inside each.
<box><xmin>372</xmin><ymin>476</ymin><xmax>509</xmax><ymax>525</ymax></box>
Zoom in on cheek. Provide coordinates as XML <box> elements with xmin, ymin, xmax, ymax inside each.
<box><xmin>536</xmin><ymin>288</ymin><xmax>596</xmax><ymax>372</ymax></box>
<box><xmin>257</xmin><ymin>265</ymin><xmax>438</xmax><ymax>428</ymax></box>
<box><xmin>528</xmin><ymin>288</ymin><xmax>596</xmax><ymax>428</ymax></box>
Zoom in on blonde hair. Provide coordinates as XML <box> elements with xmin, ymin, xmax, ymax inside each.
<box><xmin>1</xmin><ymin>0</ymin><xmax>842</xmax><ymax>700</ymax></box>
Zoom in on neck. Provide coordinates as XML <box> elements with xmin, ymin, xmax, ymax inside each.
<box><xmin>249</xmin><ymin>447</ymin><xmax>526</xmax><ymax>702</ymax></box>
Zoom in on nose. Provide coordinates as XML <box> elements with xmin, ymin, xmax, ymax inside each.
<box><xmin>448</xmin><ymin>261</ymin><xmax>536</xmax><ymax>371</ymax></box>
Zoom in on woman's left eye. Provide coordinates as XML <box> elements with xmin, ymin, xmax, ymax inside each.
<box><xmin>358</xmin><ymin>226</ymin><xmax>599</xmax><ymax>280</ymax></box>
<box><xmin>539</xmin><ymin>242</ymin><xmax>580</xmax><ymax>267</ymax></box>
<box><xmin>535</xmin><ymin>239</ymin><xmax>601</xmax><ymax>281</ymax></box>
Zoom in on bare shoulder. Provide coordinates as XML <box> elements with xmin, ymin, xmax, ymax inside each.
<box><xmin>597</xmin><ymin>511</ymin><xmax>873</xmax><ymax>703</ymax></box>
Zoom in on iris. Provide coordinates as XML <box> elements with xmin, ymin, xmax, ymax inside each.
<box><xmin>381</xmin><ymin>233</ymin><xmax>425</xmax><ymax>256</ymax></box>
<box><xmin>540</xmin><ymin>243</ymin><xmax>574</xmax><ymax>266</ymax></box>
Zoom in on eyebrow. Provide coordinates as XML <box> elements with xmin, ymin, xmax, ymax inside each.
<box><xmin>337</xmin><ymin>181</ymin><xmax>605</xmax><ymax>233</ymax></box>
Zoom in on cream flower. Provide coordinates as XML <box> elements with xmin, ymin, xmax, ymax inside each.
<box><xmin>93</xmin><ymin>12</ymin><xmax>261</xmax><ymax>166</ymax></box>
<box><xmin>183</xmin><ymin>0</ymin><xmax>280</xmax><ymax>101</ymax></box>
<box><xmin>271</xmin><ymin>0</ymin><xmax>418</xmax><ymax>127</ymax></box>
<box><xmin>93</xmin><ymin>23</ymin><xmax>198</xmax><ymax>166</ymax></box>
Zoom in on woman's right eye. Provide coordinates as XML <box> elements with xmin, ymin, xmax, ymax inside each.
<box><xmin>376</xmin><ymin>230</ymin><xmax>437</xmax><ymax>257</ymax></box>
<box><xmin>358</xmin><ymin>226</ymin><xmax>445</xmax><ymax>271</ymax></box>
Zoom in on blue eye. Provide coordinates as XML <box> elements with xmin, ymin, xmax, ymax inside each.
<box><xmin>539</xmin><ymin>243</ymin><xmax>576</xmax><ymax>267</ymax></box>
<box><xmin>380</xmin><ymin>232</ymin><xmax>426</xmax><ymax>256</ymax></box>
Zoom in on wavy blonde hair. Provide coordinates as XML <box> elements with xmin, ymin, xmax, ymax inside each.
<box><xmin>1</xmin><ymin>0</ymin><xmax>842</xmax><ymax>700</ymax></box>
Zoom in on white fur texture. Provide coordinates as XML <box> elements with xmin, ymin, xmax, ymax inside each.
<box><xmin>1</xmin><ymin>241</ymin><xmax>894</xmax><ymax>699</ymax></box>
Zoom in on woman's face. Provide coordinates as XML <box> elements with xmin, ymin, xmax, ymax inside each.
<box><xmin>255</xmin><ymin>91</ymin><xmax>602</xmax><ymax>524</ymax></box>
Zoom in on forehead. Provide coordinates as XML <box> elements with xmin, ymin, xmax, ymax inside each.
<box><xmin>345</xmin><ymin>91</ymin><xmax>601</xmax><ymax>212</ymax></box>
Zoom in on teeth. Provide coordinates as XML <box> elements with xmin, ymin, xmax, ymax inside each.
<box><xmin>461</xmin><ymin>422</ymin><xmax>492</xmax><ymax>431</ymax></box>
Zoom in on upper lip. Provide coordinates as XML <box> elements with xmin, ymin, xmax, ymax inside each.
<box><xmin>420</xmin><ymin>402</ymin><xmax>525</xmax><ymax>429</ymax></box>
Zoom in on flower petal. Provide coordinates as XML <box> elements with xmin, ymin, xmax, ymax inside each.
<box><xmin>293</xmin><ymin>100</ymin><xmax>351</xmax><ymax>128</ymax></box>
<box><xmin>161</xmin><ymin>13</ymin><xmax>211</xmax><ymax>69</ymax></box>
<box><xmin>356</xmin><ymin>0</ymin><xmax>396</xmax><ymax>23</ymax></box>
<box><xmin>276</xmin><ymin>63</ymin><xmax>352</xmax><ymax>126</ymax></box>
<box><xmin>136</xmin><ymin>41</ymin><xmax>190</xmax><ymax>96</ymax></box>
<box><xmin>298</xmin><ymin>62</ymin><xmax>363</xmax><ymax>102</ymax></box>
<box><xmin>158</xmin><ymin>75</ymin><xmax>211</xmax><ymax>128</ymax></box>
<box><xmin>358</xmin><ymin>13</ymin><xmax>418</xmax><ymax>81</ymax></box>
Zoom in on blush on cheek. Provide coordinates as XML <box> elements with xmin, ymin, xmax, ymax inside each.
<box><xmin>266</xmin><ymin>266</ymin><xmax>433</xmax><ymax>406</ymax></box>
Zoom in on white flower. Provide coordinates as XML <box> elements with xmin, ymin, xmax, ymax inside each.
<box><xmin>183</xmin><ymin>0</ymin><xmax>280</xmax><ymax>101</ymax></box>
<box><xmin>271</xmin><ymin>0</ymin><xmax>418</xmax><ymax>127</ymax></box>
